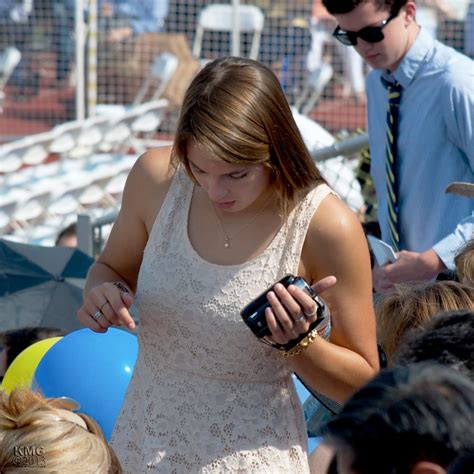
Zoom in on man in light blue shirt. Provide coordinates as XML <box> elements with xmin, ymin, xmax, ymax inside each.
<box><xmin>99</xmin><ymin>0</ymin><xmax>169</xmax><ymax>43</ymax></box>
<box><xmin>323</xmin><ymin>0</ymin><xmax>473</xmax><ymax>292</ymax></box>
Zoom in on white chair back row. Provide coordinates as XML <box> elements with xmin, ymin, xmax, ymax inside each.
<box><xmin>192</xmin><ymin>4</ymin><xmax>265</xmax><ymax>62</ymax></box>
<box><xmin>0</xmin><ymin>98</ymin><xmax>169</xmax><ymax>181</ymax></box>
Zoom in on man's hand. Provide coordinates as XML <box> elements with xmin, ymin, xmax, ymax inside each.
<box><xmin>372</xmin><ymin>248</ymin><xmax>446</xmax><ymax>293</ymax></box>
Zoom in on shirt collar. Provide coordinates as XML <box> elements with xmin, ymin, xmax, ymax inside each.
<box><xmin>381</xmin><ymin>28</ymin><xmax>434</xmax><ymax>89</ymax></box>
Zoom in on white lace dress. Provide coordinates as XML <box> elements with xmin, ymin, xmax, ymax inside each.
<box><xmin>110</xmin><ymin>168</ymin><xmax>333</xmax><ymax>473</ymax></box>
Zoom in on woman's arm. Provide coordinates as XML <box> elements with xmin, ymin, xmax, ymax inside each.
<box><xmin>290</xmin><ymin>194</ymin><xmax>378</xmax><ymax>403</ymax></box>
<box><xmin>78</xmin><ymin>146</ymin><xmax>174</xmax><ymax>332</ymax></box>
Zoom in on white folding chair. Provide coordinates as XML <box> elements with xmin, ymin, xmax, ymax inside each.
<box><xmin>95</xmin><ymin>52</ymin><xmax>178</xmax><ymax>117</ymax></box>
<box><xmin>192</xmin><ymin>4</ymin><xmax>265</xmax><ymax>62</ymax></box>
<box><xmin>0</xmin><ymin>199</ymin><xmax>20</xmax><ymax>234</ymax></box>
<box><xmin>132</xmin><ymin>52</ymin><xmax>178</xmax><ymax>105</ymax></box>
<box><xmin>0</xmin><ymin>145</ymin><xmax>22</xmax><ymax>175</ymax></box>
<box><xmin>294</xmin><ymin>62</ymin><xmax>333</xmax><ymax>115</ymax></box>
<box><xmin>100</xmin><ymin>99</ymin><xmax>168</xmax><ymax>153</ymax></box>
<box><xmin>0</xmin><ymin>46</ymin><xmax>21</xmax><ymax>112</ymax></box>
<box><xmin>50</xmin><ymin>115</ymin><xmax>112</xmax><ymax>161</ymax></box>
<box><xmin>105</xmin><ymin>171</ymin><xmax>129</xmax><ymax>206</ymax></box>
<box><xmin>12</xmin><ymin>189</ymin><xmax>52</xmax><ymax>230</ymax></box>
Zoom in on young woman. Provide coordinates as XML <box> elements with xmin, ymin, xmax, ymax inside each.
<box><xmin>78</xmin><ymin>56</ymin><xmax>378</xmax><ymax>472</ymax></box>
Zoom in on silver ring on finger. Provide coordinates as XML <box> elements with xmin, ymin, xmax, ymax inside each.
<box><xmin>92</xmin><ymin>310</ymin><xmax>104</xmax><ymax>322</ymax></box>
<box><xmin>304</xmin><ymin>307</ymin><xmax>318</xmax><ymax>319</ymax></box>
<box><xmin>295</xmin><ymin>313</ymin><xmax>306</xmax><ymax>323</ymax></box>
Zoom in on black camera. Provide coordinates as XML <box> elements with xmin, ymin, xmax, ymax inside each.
<box><xmin>240</xmin><ymin>274</ymin><xmax>326</xmax><ymax>342</ymax></box>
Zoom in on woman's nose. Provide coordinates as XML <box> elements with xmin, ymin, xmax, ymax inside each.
<box><xmin>206</xmin><ymin>178</ymin><xmax>227</xmax><ymax>201</ymax></box>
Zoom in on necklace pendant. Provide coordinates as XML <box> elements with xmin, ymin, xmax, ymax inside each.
<box><xmin>224</xmin><ymin>239</ymin><xmax>230</xmax><ymax>248</ymax></box>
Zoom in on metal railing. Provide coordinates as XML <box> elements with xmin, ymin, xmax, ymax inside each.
<box><xmin>77</xmin><ymin>211</ymin><xmax>118</xmax><ymax>258</ymax></box>
<box><xmin>310</xmin><ymin>132</ymin><xmax>369</xmax><ymax>162</ymax></box>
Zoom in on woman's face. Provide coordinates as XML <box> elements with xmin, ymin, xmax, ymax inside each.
<box><xmin>186</xmin><ymin>141</ymin><xmax>273</xmax><ymax>213</ymax></box>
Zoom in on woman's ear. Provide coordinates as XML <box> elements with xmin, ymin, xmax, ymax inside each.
<box><xmin>411</xmin><ymin>461</ymin><xmax>446</xmax><ymax>474</ymax></box>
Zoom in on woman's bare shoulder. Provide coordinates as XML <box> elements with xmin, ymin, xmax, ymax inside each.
<box><xmin>123</xmin><ymin>145</ymin><xmax>176</xmax><ymax>228</ymax></box>
<box><xmin>132</xmin><ymin>145</ymin><xmax>175</xmax><ymax>185</ymax></box>
<box><xmin>310</xmin><ymin>193</ymin><xmax>363</xmax><ymax>242</ymax></box>
<box><xmin>302</xmin><ymin>193</ymin><xmax>368</xmax><ymax>277</ymax></box>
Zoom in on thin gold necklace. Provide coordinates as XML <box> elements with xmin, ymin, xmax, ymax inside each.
<box><xmin>211</xmin><ymin>195</ymin><xmax>273</xmax><ymax>249</ymax></box>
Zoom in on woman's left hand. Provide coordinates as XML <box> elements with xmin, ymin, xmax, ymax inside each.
<box><xmin>264</xmin><ymin>275</ymin><xmax>336</xmax><ymax>345</ymax></box>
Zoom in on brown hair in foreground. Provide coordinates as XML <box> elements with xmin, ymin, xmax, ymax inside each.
<box><xmin>172</xmin><ymin>56</ymin><xmax>325</xmax><ymax>216</ymax></box>
<box><xmin>455</xmin><ymin>239</ymin><xmax>474</xmax><ymax>285</ymax></box>
<box><xmin>375</xmin><ymin>281</ymin><xmax>474</xmax><ymax>364</ymax></box>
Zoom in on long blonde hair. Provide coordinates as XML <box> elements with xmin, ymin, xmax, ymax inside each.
<box><xmin>172</xmin><ymin>56</ymin><xmax>326</xmax><ymax>216</ymax></box>
<box><xmin>376</xmin><ymin>281</ymin><xmax>474</xmax><ymax>364</ymax></box>
<box><xmin>0</xmin><ymin>388</ymin><xmax>122</xmax><ymax>473</ymax></box>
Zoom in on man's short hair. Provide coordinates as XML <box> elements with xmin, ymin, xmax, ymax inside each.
<box><xmin>322</xmin><ymin>0</ymin><xmax>408</xmax><ymax>15</ymax></box>
<box><xmin>321</xmin><ymin>363</ymin><xmax>474</xmax><ymax>473</ymax></box>
<box><xmin>393</xmin><ymin>310</ymin><xmax>474</xmax><ymax>382</ymax></box>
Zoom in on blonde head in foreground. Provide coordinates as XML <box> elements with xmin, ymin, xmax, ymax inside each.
<box><xmin>0</xmin><ymin>388</ymin><xmax>122</xmax><ymax>473</ymax></box>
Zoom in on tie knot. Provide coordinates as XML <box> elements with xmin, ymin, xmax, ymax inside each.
<box><xmin>381</xmin><ymin>76</ymin><xmax>402</xmax><ymax>91</ymax></box>
<box><xmin>387</xmin><ymin>81</ymin><xmax>402</xmax><ymax>105</ymax></box>
<box><xmin>388</xmin><ymin>82</ymin><xmax>402</xmax><ymax>93</ymax></box>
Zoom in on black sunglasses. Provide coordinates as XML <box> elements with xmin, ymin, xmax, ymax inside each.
<box><xmin>333</xmin><ymin>11</ymin><xmax>398</xmax><ymax>46</ymax></box>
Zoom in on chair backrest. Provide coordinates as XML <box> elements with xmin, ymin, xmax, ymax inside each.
<box><xmin>192</xmin><ymin>4</ymin><xmax>265</xmax><ymax>61</ymax></box>
<box><xmin>0</xmin><ymin>47</ymin><xmax>21</xmax><ymax>89</ymax></box>
<box><xmin>294</xmin><ymin>62</ymin><xmax>333</xmax><ymax>115</ymax></box>
<box><xmin>132</xmin><ymin>52</ymin><xmax>179</xmax><ymax>105</ymax></box>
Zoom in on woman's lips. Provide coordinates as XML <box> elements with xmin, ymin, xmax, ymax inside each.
<box><xmin>214</xmin><ymin>201</ymin><xmax>235</xmax><ymax>209</ymax></box>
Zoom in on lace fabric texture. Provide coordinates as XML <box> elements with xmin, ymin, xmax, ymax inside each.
<box><xmin>110</xmin><ymin>168</ymin><xmax>333</xmax><ymax>472</ymax></box>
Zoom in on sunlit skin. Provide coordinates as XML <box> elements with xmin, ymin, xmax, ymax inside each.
<box><xmin>186</xmin><ymin>142</ymin><xmax>328</xmax><ymax>344</ymax></box>
<box><xmin>333</xmin><ymin>1</ymin><xmax>419</xmax><ymax>72</ymax></box>
<box><xmin>186</xmin><ymin>141</ymin><xmax>273</xmax><ymax>215</ymax></box>
<box><xmin>78</xmin><ymin>144</ymin><xmax>378</xmax><ymax>403</ymax></box>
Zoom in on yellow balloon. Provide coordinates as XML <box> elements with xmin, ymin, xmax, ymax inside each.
<box><xmin>1</xmin><ymin>337</ymin><xmax>62</xmax><ymax>393</ymax></box>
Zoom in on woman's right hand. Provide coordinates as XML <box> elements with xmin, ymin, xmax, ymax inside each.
<box><xmin>77</xmin><ymin>282</ymin><xmax>136</xmax><ymax>333</ymax></box>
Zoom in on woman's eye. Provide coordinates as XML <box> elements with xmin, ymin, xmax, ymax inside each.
<box><xmin>230</xmin><ymin>173</ymin><xmax>248</xmax><ymax>179</ymax></box>
<box><xmin>191</xmin><ymin>166</ymin><xmax>204</xmax><ymax>174</ymax></box>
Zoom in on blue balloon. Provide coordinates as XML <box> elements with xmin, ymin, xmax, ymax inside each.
<box><xmin>34</xmin><ymin>328</ymin><xmax>138</xmax><ymax>440</ymax></box>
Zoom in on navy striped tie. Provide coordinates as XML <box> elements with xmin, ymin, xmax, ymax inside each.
<box><xmin>385</xmin><ymin>81</ymin><xmax>402</xmax><ymax>251</ymax></box>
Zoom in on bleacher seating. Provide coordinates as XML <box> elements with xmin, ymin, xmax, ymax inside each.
<box><xmin>0</xmin><ymin>100</ymin><xmax>172</xmax><ymax>245</ymax></box>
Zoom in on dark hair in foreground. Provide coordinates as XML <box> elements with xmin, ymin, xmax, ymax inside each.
<box><xmin>0</xmin><ymin>327</ymin><xmax>67</xmax><ymax>369</ymax></box>
<box><xmin>322</xmin><ymin>0</ymin><xmax>408</xmax><ymax>15</ymax></box>
<box><xmin>393</xmin><ymin>310</ymin><xmax>474</xmax><ymax>382</ymax></box>
<box><xmin>322</xmin><ymin>364</ymin><xmax>474</xmax><ymax>474</ymax></box>
<box><xmin>172</xmin><ymin>56</ymin><xmax>325</xmax><ymax>216</ymax></box>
